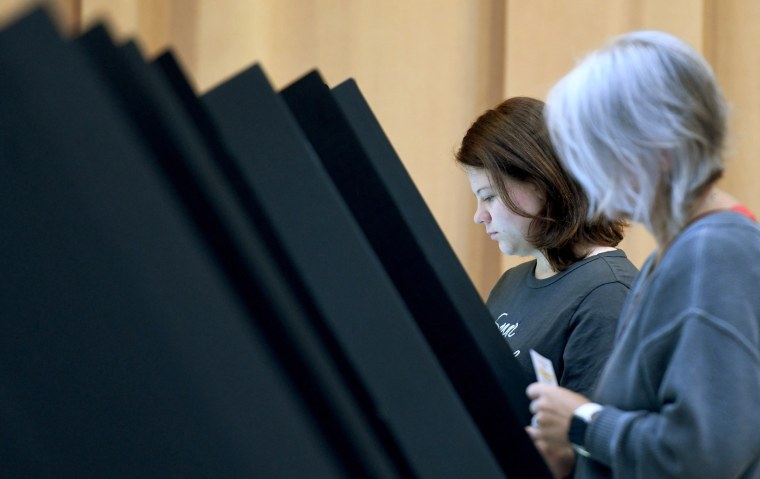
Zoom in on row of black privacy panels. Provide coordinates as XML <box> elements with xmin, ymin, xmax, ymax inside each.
<box><xmin>0</xmin><ymin>8</ymin><xmax>550</xmax><ymax>479</ymax></box>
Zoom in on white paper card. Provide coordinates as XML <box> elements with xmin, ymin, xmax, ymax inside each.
<box><xmin>529</xmin><ymin>349</ymin><xmax>558</xmax><ymax>386</ymax></box>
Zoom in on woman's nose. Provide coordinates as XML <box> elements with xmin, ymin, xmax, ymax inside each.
<box><xmin>474</xmin><ymin>205</ymin><xmax>490</xmax><ymax>224</ymax></box>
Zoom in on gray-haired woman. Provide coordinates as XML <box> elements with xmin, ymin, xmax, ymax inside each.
<box><xmin>526</xmin><ymin>30</ymin><xmax>760</xmax><ymax>479</ymax></box>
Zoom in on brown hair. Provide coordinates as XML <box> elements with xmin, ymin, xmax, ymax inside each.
<box><xmin>456</xmin><ymin>96</ymin><xmax>626</xmax><ymax>272</ymax></box>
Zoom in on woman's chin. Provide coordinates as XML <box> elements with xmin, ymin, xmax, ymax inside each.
<box><xmin>498</xmin><ymin>243</ymin><xmax>518</xmax><ymax>256</ymax></box>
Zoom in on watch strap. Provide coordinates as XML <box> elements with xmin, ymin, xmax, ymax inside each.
<box><xmin>569</xmin><ymin>402</ymin><xmax>603</xmax><ymax>457</ymax></box>
<box><xmin>574</xmin><ymin>402</ymin><xmax>603</xmax><ymax>422</ymax></box>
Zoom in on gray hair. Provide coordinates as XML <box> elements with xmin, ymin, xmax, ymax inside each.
<box><xmin>545</xmin><ymin>30</ymin><xmax>727</xmax><ymax>245</ymax></box>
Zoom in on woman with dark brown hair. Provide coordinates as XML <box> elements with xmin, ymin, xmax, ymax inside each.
<box><xmin>456</xmin><ymin>96</ymin><xmax>638</xmax><ymax>397</ymax></box>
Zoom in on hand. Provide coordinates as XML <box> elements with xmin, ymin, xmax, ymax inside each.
<box><xmin>526</xmin><ymin>436</ymin><xmax>575</xmax><ymax>479</ymax></box>
<box><xmin>525</xmin><ymin>383</ymin><xmax>591</xmax><ymax>478</ymax></box>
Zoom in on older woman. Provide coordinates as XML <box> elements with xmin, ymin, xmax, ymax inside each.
<box><xmin>526</xmin><ymin>31</ymin><xmax>760</xmax><ymax>479</ymax></box>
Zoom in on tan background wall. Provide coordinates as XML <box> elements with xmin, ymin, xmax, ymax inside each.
<box><xmin>2</xmin><ymin>0</ymin><xmax>757</xmax><ymax>298</ymax></box>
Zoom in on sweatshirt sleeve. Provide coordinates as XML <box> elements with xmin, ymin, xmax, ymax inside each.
<box><xmin>585</xmin><ymin>311</ymin><xmax>760</xmax><ymax>478</ymax></box>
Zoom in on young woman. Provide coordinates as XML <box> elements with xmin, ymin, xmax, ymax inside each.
<box><xmin>527</xmin><ymin>30</ymin><xmax>760</xmax><ymax>479</ymax></box>
<box><xmin>456</xmin><ymin>96</ymin><xmax>638</xmax><ymax>397</ymax></box>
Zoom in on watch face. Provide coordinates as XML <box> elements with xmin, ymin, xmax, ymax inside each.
<box><xmin>568</xmin><ymin>415</ymin><xmax>588</xmax><ymax>447</ymax></box>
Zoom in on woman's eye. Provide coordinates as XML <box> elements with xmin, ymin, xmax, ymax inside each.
<box><xmin>483</xmin><ymin>196</ymin><xmax>495</xmax><ymax>203</ymax></box>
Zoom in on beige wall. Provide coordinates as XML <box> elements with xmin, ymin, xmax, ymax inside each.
<box><xmin>498</xmin><ymin>0</ymin><xmax>707</xmax><ymax>275</ymax></box>
<box><xmin>2</xmin><ymin>0</ymin><xmax>757</xmax><ymax>298</ymax></box>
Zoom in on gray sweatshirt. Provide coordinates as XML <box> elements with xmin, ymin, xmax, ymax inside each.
<box><xmin>578</xmin><ymin>211</ymin><xmax>760</xmax><ymax>479</ymax></box>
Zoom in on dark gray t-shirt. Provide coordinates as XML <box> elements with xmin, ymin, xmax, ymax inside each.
<box><xmin>486</xmin><ymin>250</ymin><xmax>638</xmax><ymax>396</ymax></box>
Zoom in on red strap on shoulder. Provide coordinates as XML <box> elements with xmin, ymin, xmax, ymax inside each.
<box><xmin>731</xmin><ymin>205</ymin><xmax>757</xmax><ymax>222</ymax></box>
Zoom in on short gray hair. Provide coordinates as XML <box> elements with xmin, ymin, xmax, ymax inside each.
<box><xmin>545</xmin><ymin>30</ymin><xmax>727</xmax><ymax>244</ymax></box>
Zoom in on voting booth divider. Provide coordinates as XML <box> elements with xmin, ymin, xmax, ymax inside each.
<box><xmin>0</xmin><ymin>9</ymin><xmax>550</xmax><ymax>478</ymax></box>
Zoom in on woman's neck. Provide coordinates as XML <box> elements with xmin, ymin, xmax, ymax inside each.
<box><xmin>653</xmin><ymin>186</ymin><xmax>737</xmax><ymax>263</ymax></box>
<box><xmin>533</xmin><ymin>245</ymin><xmax>616</xmax><ymax>280</ymax></box>
<box><xmin>691</xmin><ymin>187</ymin><xmax>740</xmax><ymax>218</ymax></box>
<box><xmin>533</xmin><ymin>254</ymin><xmax>556</xmax><ymax>280</ymax></box>
<box><xmin>581</xmin><ymin>245</ymin><xmax>617</xmax><ymax>258</ymax></box>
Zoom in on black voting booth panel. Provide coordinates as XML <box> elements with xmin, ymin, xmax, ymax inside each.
<box><xmin>0</xmin><ymin>11</ymin><xmax>387</xmax><ymax>478</ymax></box>
<box><xmin>197</xmin><ymin>65</ymin><xmax>506</xmax><ymax>479</ymax></box>
<box><xmin>279</xmin><ymin>71</ymin><xmax>551</xmax><ymax>478</ymax></box>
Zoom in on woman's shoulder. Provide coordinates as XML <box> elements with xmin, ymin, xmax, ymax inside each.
<box><xmin>490</xmin><ymin>259</ymin><xmax>538</xmax><ymax>287</ymax></box>
<box><xmin>562</xmin><ymin>250</ymin><xmax>638</xmax><ymax>288</ymax></box>
<box><xmin>672</xmin><ymin>211</ymin><xmax>760</xmax><ymax>260</ymax></box>
<box><xmin>659</xmin><ymin>211</ymin><xmax>760</xmax><ymax>282</ymax></box>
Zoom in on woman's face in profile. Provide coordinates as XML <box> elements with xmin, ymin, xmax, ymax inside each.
<box><xmin>466</xmin><ymin>168</ymin><xmax>543</xmax><ymax>258</ymax></box>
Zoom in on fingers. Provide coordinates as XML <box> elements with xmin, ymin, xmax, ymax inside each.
<box><xmin>526</xmin><ymin>426</ymin><xmax>577</xmax><ymax>479</ymax></box>
<box><xmin>526</xmin><ymin>381</ymin><xmax>551</xmax><ymax>399</ymax></box>
<box><xmin>529</xmin><ymin>393</ymin><xmax>549</xmax><ymax>436</ymax></box>
<box><xmin>531</xmin><ymin>414</ymin><xmax>540</xmax><ymax>429</ymax></box>
<box><xmin>526</xmin><ymin>383</ymin><xmax>592</xmax><ymax>416</ymax></box>
<box><xmin>527</xmin><ymin>387</ymin><xmax>559</xmax><ymax>419</ymax></box>
<box><xmin>525</xmin><ymin>425</ymin><xmax>544</xmax><ymax>444</ymax></box>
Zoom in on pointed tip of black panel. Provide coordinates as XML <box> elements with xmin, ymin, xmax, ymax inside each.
<box><xmin>0</xmin><ymin>5</ymin><xmax>61</xmax><ymax>44</ymax></box>
<box><xmin>281</xmin><ymin>68</ymin><xmax>327</xmax><ymax>91</ymax></box>
<box><xmin>120</xmin><ymin>39</ymin><xmax>144</xmax><ymax>57</ymax></box>
<box><xmin>77</xmin><ymin>22</ymin><xmax>116</xmax><ymax>51</ymax></box>
<box><xmin>153</xmin><ymin>49</ymin><xmax>183</xmax><ymax>76</ymax></box>
<box><xmin>153</xmin><ymin>49</ymin><xmax>199</xmax><ymax>99</ymax></box>
<box><xmin>333</xmin><ymin>77</ymin><xmax>358</xmax><ymax>91</ymax></box>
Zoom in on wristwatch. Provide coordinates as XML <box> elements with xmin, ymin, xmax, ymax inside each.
<box><xmin>568</xmin><ymin>402</ymin><xmax>603</xmax><ymax>457</ymax></box>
